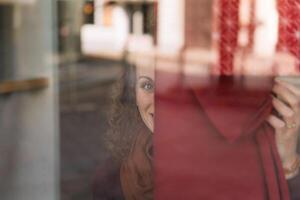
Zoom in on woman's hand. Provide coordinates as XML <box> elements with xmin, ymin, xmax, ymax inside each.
<box><xmin>267</xmin><ymin>78</ymin><xmax>300</xmax><ymax>179</ymax></box>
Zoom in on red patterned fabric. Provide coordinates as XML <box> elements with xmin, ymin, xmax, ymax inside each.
<box><xmin>248</xmin><ymin>0</ymin><xmax>256</xmax><ymax>49</ymax></box>
<box><xmin>218</xmin><ymin>0</ymin><xmax>240</xmax><ymax>74</ymax></box>
<box><xmin>277</xmin><ymin>0</ymin><xmax>300</xmax><ymax>70</ymax></box>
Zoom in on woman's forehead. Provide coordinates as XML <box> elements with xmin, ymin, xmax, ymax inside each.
<box><xmin>136</xmin><ymin>65</ymin><xmax>155</xmax><ymax>79</ymax></box>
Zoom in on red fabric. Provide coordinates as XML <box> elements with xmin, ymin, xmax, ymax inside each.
<box><xmin>218</xmin><ymin>0</ymin><xmax>240</xmax><ymax>75</ymax></box>
<box><xmin>154</xmin><ymin>73</ymin><xmax>290</xmax><ymax>200</ymax></box>
<box><xmin>277</xmin><ymin>0</ymin><xmax>300</xmax><ymax>69</ymax></box>
<box><xmin>248</xmin><ymin>0</ymin><xmax>256</xmax><ymax>49</ymax></box>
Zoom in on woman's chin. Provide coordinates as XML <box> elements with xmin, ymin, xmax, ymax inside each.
<box><xmin>146</xmin><ymin>121</ymin><xmax>154</xmax><ymax>133</ymax></box>
<box><xmin>147</xmin><ymin>123</ymin><xmax>154</xmax><ymax>133</ymax></box>
<box><xmin>144</xmin><ymin>114</ymin><xmax>154</xmax><ymax>133</ymax></box>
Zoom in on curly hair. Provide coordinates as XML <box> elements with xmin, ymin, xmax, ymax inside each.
<box><xmin>105</xmin><ymin>61</ymin><xmax>151</xmax><ymax>162</ymax></box>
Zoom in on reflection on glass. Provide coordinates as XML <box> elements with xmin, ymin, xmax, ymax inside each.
<box><xmin>60</xmin><ymin>0</ymin><xmax>300</xmax><ymax>200</ymax></box>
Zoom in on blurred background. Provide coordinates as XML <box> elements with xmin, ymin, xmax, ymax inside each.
<box><xmin>0</xmin><ymin>0</ymin><xmax>300</xmax><ymax>199</ymax></box>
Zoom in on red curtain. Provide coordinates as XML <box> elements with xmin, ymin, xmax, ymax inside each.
<box><xmin>277</xmin><ymin>0</ymin><xmax>300</xmax><ymax>70</ymax></box>
<box><xmin>218</xmin><ymin>0</ymin><xmax>240</xmax><ymax>74</ymax></box>
<box><xmin>248</xmin><ymin>0</ymin><xmax>256</xmax><ymax>49</ymax></box>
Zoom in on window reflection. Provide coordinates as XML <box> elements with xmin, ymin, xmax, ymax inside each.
<box><xmin>1</xmin><ymin>0</ymin><xmax>299</xmax><ymax>199</ymax></box>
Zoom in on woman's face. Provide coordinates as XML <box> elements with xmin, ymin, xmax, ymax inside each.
<box><xmin>136</xmin><ymin>65</ymin><xmax>155</xmax><ymax>133</ymax></box>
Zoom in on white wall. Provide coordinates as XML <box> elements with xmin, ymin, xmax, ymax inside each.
<box><xmin>158</xmin><ymin>0</ymin><xmax>185</xmax><ymax>54</ymax></box>
<box><xmin>81</xmin><ymin>5</ymin><xmax>129</xmax><ymax>58</ymax></box>
<box><xmin>253</xmin><ymin>0</ymin><xmax>278</xmax><ymax>57</ymax></box>
<box><xmin>94</xmin><ymin>0</ymin><xmax>104</xmax><ymax>26</ymax></box>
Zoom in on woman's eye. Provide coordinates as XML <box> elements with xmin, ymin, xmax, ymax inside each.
<box><xmin>144</xmin><ymin>83</ymin><xmax>153</xmax><ymax>91</ymax></box>
<box><xmin>141</xmin><ymin>82</ymin><xmax>154</xmax><ymax>92</ymax></box>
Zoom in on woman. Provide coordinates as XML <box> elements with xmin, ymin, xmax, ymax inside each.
<box><xmin>93</xmin><ymin>62</ymin><xmax>154</xmax><ymax>200</ymax></box>
<box><xmin>93</xmin><ymin>61</ymin><xmax>300</xmax><ymax>200</ymax></box>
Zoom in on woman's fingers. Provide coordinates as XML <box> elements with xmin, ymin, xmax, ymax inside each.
<box><xmin>271</xmin><ymin>80</ymin><xmax>300</xmax><ymax>178</ymax></box>
<box><xmin>272</xmin><ymin>96</ymin><xmax>294</xmax><ymax>118</ymax></box>
<box><xmin>275</xmin><ymin>79</ymin><xmax>300</xmax><ymax>97</ymax></box>
<box><xmin>273</xmin><ymin>82</ymin><xmax>300</xmax><ymax>111</ymax></box>
<box><xmin>267</xmin><ymin>115</ymin><xmax>285</xmax><ymax>129</ymax></box>
<box><xmin>269</xmin><ymin>91</ymin><xmax>300</xmax><ymax>137</ymax></box>
<box><xmin>268</xmin><ymin>111</ymin><xmax>298</xmax><ymax>138</ymax></box>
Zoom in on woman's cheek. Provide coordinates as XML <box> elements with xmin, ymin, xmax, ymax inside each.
<box><xmin>137</xmin><ymin>90</ymin><xmax>153</xmax><ymax>115</ymax></box>
<box><xmin>136</xmin><ymin>88</ymin><xmax>145</xmax><ymax>108</ymax></box>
